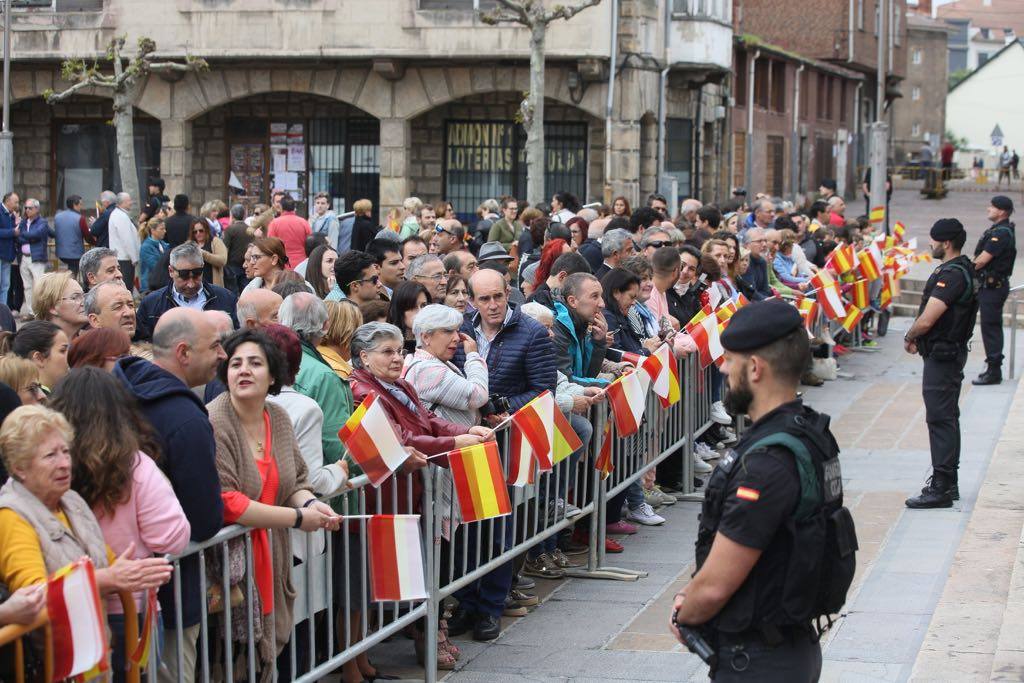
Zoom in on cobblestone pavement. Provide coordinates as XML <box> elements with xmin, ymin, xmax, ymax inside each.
<box><xmin>423</xmin><ymin>317</ymin><xmax>1024</xmax><ymax>683</ymax></box>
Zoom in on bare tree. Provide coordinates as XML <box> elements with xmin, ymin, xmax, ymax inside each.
<box><xmin>481</xmin><ymin>0</ymin><xmax>602</xmax><ymax>206</ymax></box>
<box><xmin>45</xmin><ymin>37</ymin><xmax>207</xmax><ymax>213</ymax></box>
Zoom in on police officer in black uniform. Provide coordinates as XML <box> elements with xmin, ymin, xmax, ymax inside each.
<box><xmin>670</xmin><ymin>299</ymin><xmax>856</xmax><ymax>681</ymax></box>
<box><xmin>904</xmin><ymin>219</ymin><xmax>979</xmax><ymax>508</ymax></box>
<box><xmin>971</xmin><ymin>195</ymin><xmax>1016</xmax><ymax>385</ymax></box>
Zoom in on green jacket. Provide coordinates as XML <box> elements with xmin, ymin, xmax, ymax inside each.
<box><xmin>488</xmin><ymin>218</ymin><xmax>521</xmax><ymax>250</ymax></box>
<box><xmin>293</xmin><ymin>342</ymin><xmax>357</xmax><ymax>475</ymax></box>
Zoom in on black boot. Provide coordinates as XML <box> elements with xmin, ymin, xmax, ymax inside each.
<box><xmin>906</xmin><ymin>473</ymin><xmax>954</xmax><ymax>509</ymax></box>
<box><xmin>972</xmin><ymin>364</ymin><xmax>1003</xmax><ymax>386</ymax></box>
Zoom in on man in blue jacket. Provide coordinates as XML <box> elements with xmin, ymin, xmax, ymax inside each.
<box><xmin>17</xmin><ymin>198</ymin><xmax>53</xmax><ymax>318</ymax></box>
<box><xmin>114</xmin><ymin>307</ymin><xmax>226</xmax><ymax>682</ymax></box>
<box><xmin>135</xmin><ymin>242</ymin><xmax>238</xmax><ymax>341</ymax></box>
<box><xmin>0</xmin><ymin>192</ymin><xmax>19</xmax><ymax>308</ymax></box>
<box><xmin>89</xmin><ymin>190</ymin><xmax>116</xmax><ymax>248</ymax></box>
<box><xmin>448</xmin><ymin>268</ymin><xmax>556</xmax><ymax>642</ymax></box>
<box><xmin>553</xmin><ymin>272</ymin><xmax>611</xmax><ymax>388</ymax></box>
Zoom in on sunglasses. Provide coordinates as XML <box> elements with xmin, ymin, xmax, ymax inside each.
<box><xmin>193</xmin><ymin>227</ymin><xmax>206</xmax><ymax>233</ymax></box>
<box><xmin>348</xmin><ymin>274</ymin><xmax>380</xmax><ymax>287</ymax></box>
<box><xmin>434</xmin><ymin>226</ymin><xmax>453</xmax><ymax>235</ymax></box>
<box><xmin>175</xmin><ymin>267</ymin><xmax>204</xmax><ymax>280</ymax></box>
<box><xmin>646</xmin><ymin>240</ymin><xmax>671</xmax><ymax>249</ymax></box>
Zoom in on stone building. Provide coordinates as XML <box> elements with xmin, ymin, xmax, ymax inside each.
<box><xmin>6</xmin><ymin>0</ymin><xmax>733</xmax><ymax>222</ymax></box>
<box><xmin>889</xmin><ymin>12</ymin><xmax>951</xmax><ymax>165</ymax></box>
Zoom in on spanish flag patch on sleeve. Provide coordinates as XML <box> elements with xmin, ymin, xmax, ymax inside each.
<box><xmin>736</xmin><ymin>486</ymin><xmax>760</xmax><ymax>502</ymax></box>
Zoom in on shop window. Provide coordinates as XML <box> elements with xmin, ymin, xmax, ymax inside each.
<box><xmin>443</xmin><ymin>120</ymin><xmax>588</xmax><ymax>222</ymax></box>
<box><xmin>54</xmin><ymin>120</ymin><xmax>159</xmax><ymax>213</ymax></box>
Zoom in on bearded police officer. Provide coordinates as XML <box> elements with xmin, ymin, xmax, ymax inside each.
<box><xmin>904</xmin><ymin>219</ymin><xmax>979</xmax><ymax>508</ymax></box>
<box><xmin>670</xmin><ymin>298</ymin><xmax>856</xmax><ymax>681</ymax></box>
<box><xmin>972</xmin><ymin>195</ymin><xmax>1016</xmax><ymax>385</ymax></box>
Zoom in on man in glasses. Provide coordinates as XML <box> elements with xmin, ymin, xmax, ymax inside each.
<box><xmin>407</xmin><ymin>254</ymin><xmax>448</xmax><ymax>301</ymax></box>
<box><xmin>135</xmin><ymin>242</ymin><xmax>239</xmax><ymax>341</ymax></box>
<box><xmin>332</xmin><ymin>249</ymin><xmax>382</xmax><ymax>305</ymax></box>
<box><xmin>433</xmin><ymin>220</ymin><xmax>465</xmax><ymax>256</ymax></box>
<box><xmin>741</xmin><ymin>228</ymin><xmax>774</xmax><ymax>300</ymax></box>
<box><xmin>640</xmin><ymin>228</ymin><xmax>673</xmax><ymax>258</ymax></box>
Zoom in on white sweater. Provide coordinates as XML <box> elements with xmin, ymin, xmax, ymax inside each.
<box><xmin>108</xmin><ymin>207</ymin><xmax>140</xmax><ymax>264</ymax></box>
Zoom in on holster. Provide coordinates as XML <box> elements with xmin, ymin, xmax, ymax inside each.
<box><xmin>984</xmin><ymin>275</ymin><xmax>1007</xmax><ymax>289</ymax></box>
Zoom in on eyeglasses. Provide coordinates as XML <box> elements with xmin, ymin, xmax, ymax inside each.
<box><xmin>175</xmin><ymin>267</ymin><xmax>204</xmax><ymax>280</ymax></box>
<box><xmin>646</xmin><ymin>240</ymin><xmax>671</xmax><ymax>249</ymax></box>
<box><xmin>414</xmin><ymin>272</ymin><xmax>446</xmax><ymax>281</ymax></box>
<box><xmin>61</xmin><ymin>293</ymin><xmax>85</xmax><ymax>303</ymax></box>
<box><xmin>247</xmin><ymin>253</ymin><xmax>267</xmax><ymax>262</ymax></box>
<box><xmin>434</xmin><ymin>226</ymin><xmax>453</xmax><ymax>236</ymax></box>
<box><xmin>23</xmin><ymin>382</ymin><xmax>43</xmax><ymax>395</ymax></box>
<box><xmin>348</xmin><ymin>275</ymin><xmax>380</xmax><ymax>287</ymax></box>
<box><xmin>192</xmin><ymin>227</ymin><xmax>206</xmax><ymax>234</ymax></box>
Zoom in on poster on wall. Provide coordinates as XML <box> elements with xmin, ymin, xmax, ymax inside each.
<box><xmin>270</xmin><ymin>122</ymin><xmax>288</xmax><ymax>145</ymax></box>
<box><xmin>287</xmin><ymin>145</ymin><xmax>306</xmax><ymax>172</ymax></box>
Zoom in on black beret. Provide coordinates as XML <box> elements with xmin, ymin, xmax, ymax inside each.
<box><xmin>721</xmin><ymin>298</ymin><xmax>803</xmax><ymax>352</ymax></box>
<box><xmin>820</xmin><ymin>178</ymin><xmax>837</xmax><ymax>191</ymax></box>
<box><xmin>930</xmin><ymin>218</ymin><xmax>965</xmax><ymax>242</ymax></box>
<box><xmin>992</xmin><ymin>195</ymin><xmax>1014</xmax><ymax>214</ymax></box>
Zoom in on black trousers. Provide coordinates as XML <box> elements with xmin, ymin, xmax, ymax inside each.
<box><xmin>712</xmin><ymin>629</ymin><xmax>822</xmax><ymax>682</ymax></box>
<box><xmin>922</xmin><ymin>350</ymin><xmax>967</xmax><ymax>477</ymax></box>
<box><xmin>979</xmin><ymin>283</ymin><xmax>1009</xmax><ymax>367</ymax></box>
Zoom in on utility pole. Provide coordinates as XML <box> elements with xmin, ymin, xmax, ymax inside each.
<box><xmin>868</xmin><ymin>0</ymin><xmax>889</xmax><ymax>233</ymax></box>
<box><xmin>0</xmin><ymin>0</ymin><xmax>12</xmax><ymax>196</ymax></box>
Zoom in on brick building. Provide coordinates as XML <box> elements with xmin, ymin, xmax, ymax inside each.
<box><xmin>890</xmin><ymin>12</ymin><xmax>952</xmax><ymax>165</ymax></box>
<box><xmin>5</xmin><ymin>0</ymin><xmax>733</xmax><ymax>223</ymax></box>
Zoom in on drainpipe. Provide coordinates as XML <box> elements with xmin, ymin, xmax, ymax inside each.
<box><xmin>854</xmin><ymin>80</ymin><xmax>863</xmax><ymax>177</ymax></box>
<box><xmin>791</xmin><ymin>63</ymin><xmax>804</xmax><ymax>201</ymax></box>
<box><xmin>744</xmin><ymin>48</ymin><xmax>759</xmax><ymax>197</ymax></box>
<box><xmin>693</xmin><ymin>84</ymin><xmax>703</xmax><ymax>200</ymax></box>
<box><xmin>657</xmin><ymin>0</ymin><xmax>672</xmax><ymax>198</ymax></box>
<box><xmin>604</xmin><ymin>0</ymin><xmax>619</xmax><ymax>201</ymax></box>
<box><xmin>848</xmin><ymin>0</ymin><xmax>854</xmax><ymax>62</ymax></box>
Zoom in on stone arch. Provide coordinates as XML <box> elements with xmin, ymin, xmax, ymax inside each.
<box><xmin>11</xmin><ymin>68</ymin><xmax>166</xmax><ymax>120</ymax></box>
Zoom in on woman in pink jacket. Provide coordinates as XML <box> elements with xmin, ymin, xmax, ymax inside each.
<box><xmin>48</xmin><ymin>367</ymin><xmax>191</xmax><ymax>683</ymax></box>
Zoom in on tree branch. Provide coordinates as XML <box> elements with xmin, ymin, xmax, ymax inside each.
<box><xmin>485</xmin><ymin>0</ymin><xmax>532</xmax><ymax>25</ymax></box>
<box><xmin>45</xmin><ymin>78</ymin><xmax>106</xmax><ymax>104</ymax></box>
<box><xmin>146</xmin><ymin>59</ymin><xmax>208</xmax><ymax>73</ymax></box>
<box><xmin>480</xmin><ymin>10</ymin><xmax>529</xmax><ymax>25</ymax></box>
<box><xmin>544</xmin><ymin>0</ymin><xmax>602</xmax><ymax>23</ymax></box>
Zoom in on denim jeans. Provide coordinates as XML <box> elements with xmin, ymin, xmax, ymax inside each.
<box><xmin>0</xmin><ymin>260</ymin><xmax>11</xmax><ymax>309</ymax></box>
<box><xmin>711</xmin><ymin>364</ymin><xmax>723</xmax><ymax>402</ymax></box>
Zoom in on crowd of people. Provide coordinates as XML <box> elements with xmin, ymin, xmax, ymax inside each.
<box><xmin>0</xmin><ymin>177</ymin><xmax>888</xmax><ymax>681</ymax></box>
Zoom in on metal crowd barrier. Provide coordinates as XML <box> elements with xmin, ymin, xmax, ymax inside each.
<box><xmin>157</xmin><ymin>354</ymin><xmax>715</xmax><ymax>682</ymax></box>
<box><xmin>1008</xmin><ymin>284</ymin><xmax>1024</xmax><ymax>380</ymax></box>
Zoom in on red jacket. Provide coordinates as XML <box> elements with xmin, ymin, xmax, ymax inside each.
<box><xmin>350</xmin><ymin>368</ymin><xmax>468</xmax><ymax>515</ymax></box>
<box><xmin>267</xmin><ymin>211</ymin><xmax>312</xmax><ymax>269</ymax></box>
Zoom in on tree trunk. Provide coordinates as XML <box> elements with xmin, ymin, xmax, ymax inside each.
<box><xmin>525</xmin><ymin>20</ymin><xmax>546</xmax><ymax>207</ymax></box>
<box><xmin>112</xmin><ymin>88</ymin><xmax>140</xmax><ymax>219</ymax></box>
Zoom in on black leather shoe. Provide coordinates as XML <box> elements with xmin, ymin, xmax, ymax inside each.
<box><xmin>972</xmin><ymin>367</ymin><xmax>1002</xmax><ymax>385</ymax></box>
<box><xmin>446</xmin><ymin>609</ymin><xmax>476</xmax><ymax>637</ymax></box>
<box><xmin>907</xmin><ymin>476</ymin><xmax>954</xmax><ymax>509</ymax></box>
<box><xmin>473</xmin><ymin>614</ymin><xmax>501</xmax><ymax>641</ymax></box>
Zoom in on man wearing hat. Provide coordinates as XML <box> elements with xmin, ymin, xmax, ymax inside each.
<box><xmin>671</xmin><ymin>298</ymin><xmax>852</xmax><ymax>680</ymax></box>
<box><xmin>971</xmin><ymin>195</ymin><xmax>1016</xmax><ymax>385</ymax></box>
<box><xmin>904</xmin><ymin>219</ymin><xmax>979</xmax><ymax>508</ymax></box>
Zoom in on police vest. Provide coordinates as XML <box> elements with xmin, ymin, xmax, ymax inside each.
<box><xmin>695</xmin><ymin>407</ymin><xmax>858</xmax><ymax>635</ymax></box>
<box><xmin>918</xmin><ymin>255</ymin><xmax>980</xmax><ymax>353</ymax></box>
<box><xmin>973</xmin><ymin>221</ymin><xmax>1016</xmax><ymax>278</ymax></box>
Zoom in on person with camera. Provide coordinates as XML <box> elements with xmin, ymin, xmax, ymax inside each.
<box><xmin>904</xmin><ymin>219</ymin><xmax>979</xmax><ymax>508</ymax></box>
<box><xmin>670</xmin><ymin>298</ymin><xmax>855</xmax><ymax>681</ymax></box>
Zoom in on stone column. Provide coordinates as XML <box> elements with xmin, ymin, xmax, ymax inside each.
<box><xmin>160</xmin><ymin>118</ymin><xmax>193</xmax><ymax>198</ymax></box>
<box><xmin>378</xmin><ymin>117</ymin><xmax>411</xmax><ymax>215</ymax></box>
<box><xmin>607</xmin><ymin>120</ymin><xmax>641</xmax><ymax>206</ymax></box>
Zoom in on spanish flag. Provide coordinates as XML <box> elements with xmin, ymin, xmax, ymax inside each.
<box><xmin>851</xmin><ymin>279</ymin><xmax>870</xmax><ymax>309</ymax></box>
<box><xmin>893</xmin><ymin>221</ymin><xmax>906</xmax><ymax>243</ymax></box>
<box><xmin>511</xmin><ymin>391</ymin><xmax>556</xmax><ymax>471</ymax></box>
<box><xmin>447</xmin><ymin>441</ymin><xmax>512</xmax><ymax>523</ymax></box>
<box><xmin>826</xmin><ymin>243</ymin><xmax>856</xmax><ymax>274</ymax></box>
<box><xmin>841</xmin><ymin>307</ymin><xmax>865</xmax><ymax>333</ymax></box>
<box><xmin>869</xmin><ymin>205</ymin><xmax>885</xmax><ymax>225</ymax></box>
<box><xmin>594</xmin><ymin>418</ymin><xmax>613</xmax><ymax>480</ymax></box>
<box><xmin>797</xmin><ymin>296</ymin><xmax>819</xmax><ymax>331</ymax></box>
<box><xmin>641</xmin><ymin>343</ymin><xmax>681</xmax><ymax>407</ymax></box>
<box><xmin>129</xmin><ymin>589</ymin><xmax>159</xmax><ymax>670</ymax></box>
<box><xmin>338</xmin><ymin>392</ymin><xmax>411</xmax><ymax>487</ymax></box>
<box><xmin>857</xmin><ymin>242</ymin><xmax>883</xmax><ymax>281</ymax></box>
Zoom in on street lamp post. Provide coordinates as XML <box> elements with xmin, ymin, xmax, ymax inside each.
<box><xmin>0</xmin><ymin>0</ymin><xmax>12</xmax><ymax>196</ymax></box>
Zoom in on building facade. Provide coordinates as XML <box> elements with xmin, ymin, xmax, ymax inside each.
<box><xmin>890</xmin><ymin>13</ymin><xmax>951</xmax><ymax>165</ymax></box>
<box><xmin>5</xmin><ymin>0</ymin><xmax>733</xmax><ymax>221</ymax></box>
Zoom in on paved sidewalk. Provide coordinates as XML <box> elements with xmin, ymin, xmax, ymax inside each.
<box><xmin>430</xmin><ymin>317</ymin><xmax>1024</xmax><ymax>683</ymax></box>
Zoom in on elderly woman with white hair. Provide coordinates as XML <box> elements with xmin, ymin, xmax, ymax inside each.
<box><xmin>403</xmin><ymin>304</ymin><xmax>489</xmax><ymax>426</ymax></box>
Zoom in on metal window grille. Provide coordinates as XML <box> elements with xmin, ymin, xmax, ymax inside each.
<box><xmin>666</xmin><ymin>117</ymin><xmax>693</xmax><ymax>198</ymax></box>
<box><xmin>308</xmin><ymin>118</ymin><xmax>380</xmax><ymax>219</ymax></box>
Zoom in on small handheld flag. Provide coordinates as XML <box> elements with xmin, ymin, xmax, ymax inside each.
<box><xmin>506</xmin><ymin>430</ymin><xmax>536</xmax><ymax>487</ymax></box>
<box><xmin>869</xmin><ymin>205</ymin><xmax>885</xmax><ymax>225</ymax></box>
<box><xmin>510</xmin><ymin>391</ymin><xmax>556</xmax><ymax>472</ymax></box>
<box><xmin>841</xmin><ymin>307</ymin><xmax>865</xmax><ymax>333</ymax></box>
<box><xmin>129</xmin><ymin>589</ymin><xmax>159</xmax><ymax>669</ymax></box>
<box><xmin>447</xmin><ymin>441</ymin><xmax>512</xmax><ymax>523</ymax></box>
<box><xmin>368</xmin><ymin>515</ymin><xmax>428</xmax><ymax>602</ymax></box>
<box><xmin>338</xmin><ymin>393</ymin><xmax>410</xmax><ymax>487</ymax></box>
<box><xmin>48</xmin><ymin>558</ymin><xmax>109</xmax><ymax>682</ymax></box>
<box><xmin>594</xmin><ymin>418</ymin><xmax>613</xmax><ymax>480</ymax></box>
<box><xmin>809</xmin><ymin>271</ymin><xmax>847</xmax><ymax>321</ymax></box>
<box><xmin>605</xmin><ymin>370</ymin><xmax>651</xmax><ymax>436</ymax></box>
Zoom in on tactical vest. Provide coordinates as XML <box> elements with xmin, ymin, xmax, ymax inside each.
<box><xmin>918</xmin><ymin>255</ymin><xmax>980</xmax><ymax>355</ymax></box>
<box><xmin>973</xmin><ymin>221</ymin><xmax>1016</xmax><ymax>279</ymax></box>
<box><xmin>696</xmin><ymin>406</ymin><xmax>858</xmax><ymax>635</ymax></box>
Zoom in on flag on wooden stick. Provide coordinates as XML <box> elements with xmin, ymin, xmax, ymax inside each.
<box><xmin>851</xmin><ymin>279</ymin><xmax>870</xmax><ymax>309</ymax></box>
<box><xmin>510</xmin><ymin>391</ymin><xmax>556</xmax><ymax>472</ymax></box>
<box><xmin>368</xmin><ymin>515</ymin><xmax>428</xmax><ymax>602</ymax></box>
<box><xmin>826</xmin><ymin>243</ymin><xmax>855</xmax><ymax>274</ymax></box>
<box><xmin>594</xmin><ymin>418</ymin><xmax>613</xmax><ymax>480</ymax></box>
<box><xmin>338</xmin><ymin>392</ymin><xmax>410</xmax><ymax>487</ymax></box>
<box><xmin>129</xmin><ymin>589</ymin><xmax>159</xmax><ymax>670</ymax></box>
<box><xmin>841</xmin><ymin>307</ymin><xmax>865</xmax><ymax>333</ymax></box>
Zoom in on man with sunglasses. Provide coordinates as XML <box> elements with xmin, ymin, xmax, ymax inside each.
<box><xmin>135</xmin><ymin>242</ymin><xmax>238</xmax><ymax>341</ymax></box>
<box><xmin>332</xmin><ymin>249</ymin><xmax>382</xmax><ymax>305</ymax></box>
<box><xmin>641</xmin><ymin>229</ymin><xmax>673</xmax><ymax>258</ymax></box>
<box><xmin>433</xmin><ymin>220</ymin><xmax>465</xmax><ymax>256</ymax></box>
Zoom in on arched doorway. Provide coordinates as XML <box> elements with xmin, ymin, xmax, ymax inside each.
<box><xmin>189</xmin><ymin>92</ymin><xmax>380</xmax><ymax>219</ymax></box>
<box><xmin>409</xmin><ymin>92</ymin><xmax>603</xmax><ymax>221</ymax></box>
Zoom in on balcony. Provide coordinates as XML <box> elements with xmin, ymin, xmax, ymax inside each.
<box><xmin>668</xmin><ymin>0</ymin><xmax>732</xmax><ymax>72</ymax></box>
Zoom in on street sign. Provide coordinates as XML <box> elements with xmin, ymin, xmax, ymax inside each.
<box><xmin>991</xmin><ymin>124</ymin><xmax>1004</xmax><ymax>148</ymax></box>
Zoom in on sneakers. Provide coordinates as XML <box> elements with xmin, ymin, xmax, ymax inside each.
<box><xmin>546</xmin><ymin>498</ymin><xmax>582</xmax><ymax>524</ymax></box>
<box><xmin>522</xmin><ymin>553</ymin><xmax>566</xmax><ymax>579</ymax></box>
<box><xmin>558</xmin><ymin>534</ymin><xmax>589</xmax><ymax>556</ymax></box>
<box><xmin>711</xmin><ymin>401</ymin><xmax>732</xmax><ymax>425</ymax></box>
<box><xmin>509</xmin><ymin>588</ymin><xmax>539</xmax><ymax>607</ymax></box>
<box><xmin>833</xmin><ymin>344</ymin><xmax>850</xmax><ymax>356</ymax></box>
<box><xmin>626</xmin><ymin>502</ymin><xmax>666</xmax><ymax>526</ymax></box>
<box><xmin>503</xmin><ymin>597</ymin><xmax>528</xmax><ymax>617</ymax></box>
<box><xmin>606</xmin><ymin>520</ymin><xmax>638</xmax><ymax>535</ymax></box>
<box><xmin>693</xmin><ymin>455</ymin><xmax>713</xmax><ymax>474</ymax></box>
<box><xmin>550</xmin><ymin>548</ymin><xmax>580</xmax><ymax>569</ymax></box>
<box><xmin>644</xmin><ymin>486</ymin><xmax>676</xmax><ymax>507</ymax></box>
<box><xmin>695</xmin><ymin>441</ymin><xmax>718</xmax><ymax>461</ymax></box>
<box><xmin>563</xmin><ymin>500</ymin><xmax>583</xmax><ymax>518</ymax></box>
<box><xmin>514</xmin><ymin>573</ymin><xmax>536</xmax><ymax>590</ymax></box>
<box><xmin>605</xmin><ymin>537</ymin><xmax>624</xmax><ymax>553</ymax></box>
<box><xmin>717</xmin><ymin>426</ymin><xmax>738</xmax><ymax>444</ymax></box>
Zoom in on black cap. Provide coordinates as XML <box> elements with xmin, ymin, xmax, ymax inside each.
<box><xmin>733</xmin><ymin>187</ymin><xmax>747</xmax><ymax>196</ymax></box>
<box><xmin>147</xmin><ymin>177</ymin><xmax>165</xmax><ymax>192</ymax></box>
<box><xmin>930</xmin><ymin>218</ymin><xmax>966</xmax><ymax>242</ymax></box>
<box><xmin>820</xmin><ymin>178</ymin><xmax>837</xmax><ymax>191</ymax></box>
<box><xmin>721</xmin><ymin>298</ymin><xmax>803</xmax><ymax>352</ymax></box>
<box><xmin>992</xmin><ymin>195</ymin><xmax>1014</xmax><ymax>214</ymax></box>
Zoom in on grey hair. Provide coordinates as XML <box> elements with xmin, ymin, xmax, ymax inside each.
<box><xmin>577</xmin><ymin>207</ymin><xmax>598</xmax><ymax>223</ymax></box>
<box><xmin>169</xmin><ymin>241</ymin><xmax>204</xmax><ymax>268</ymax></box>
<box><xmin>479</xmin><ymin>198</ymin><xmax>500</xmax><ymax>215</ymax></box>
<box><xmin>519</xmin><ymin>301</ymin><xmax>554</xmax><ymax>325</ymax></box>
<box><xmin>83</xmin><ymin>280</ymin><xmax>129</xmax><ymax>316</ymax></box>
<box><xmin>406</xmin><ymin>254</ymin><xmax>443</xmax><ymax>280</ymax></box>
<box><xmin>680</xmin><ymin>198</ymin><xmax>702</xmax><ymax>214</ymax></box>
<box><xmin>602</xmin><ymin>229</ymin><xmax>633</xmax><ymax>257</ymax></box>
<box><xmin>412</xmin><ymin>304</ymin><xmax>464</xmax><ymax>345</ymax></box>
<box><xmin>826</xmin><ymin>196</ymin><xmax>844</xmax><ymax>209</ymax></box>
<box><xmin>116</xmin><ymin>192</ymin><xmax>132</xmax><ymax>207</ymax></box>
<box><xmin>641</xmin><ymin>229</ymin><xmax>671</xmax><ymax>247</ymax></box>
<box><xmin>23</xmin><ymin>198</ymin><xmax>39</xmax><ymax>209</ymax></box>
<box><xmin>230</xmin><ymin>203</ymin><xmax>246</xmax><ymax>221</ymax></box>
<box><xmin>562</xmin><ymin>272</ymin><xmax>599</xmax><ymax>300</ymax></box>
<box><xmin>374</xmin><ymin>228</ymin><xmax>402</xmax><ymax>243</ymax></box>
<box><xmin>100</xmin><ymin>190</ymin><xmax>116</xmax><ymax>205</ymax></box>
<box><xmin>350</xmin><ymin>322</ymin><xmax>404</xmax><ymax>369</ymax></box>
<box><xmin>152</xmin><ymin>314</ymin><xmax>198</xmax><ymax>359</ymax></box>
<box><xmin>79</xmin><ymin>247</ymin><xmax>119</xmax><ymax>288</ymax></box>
<box><xmin>403</xmin><ymin>196</ymin><xmax>423</xmax><ymax>213</ymax></box>
<box><xmin>665</xmin><ymin>227</ymin><xmax>685</xmax><ymax>243</ymax></box>
<box><xmin>279</xmin><ymin>292</ymin><xmax>327</xmax><ymax>342</ymax></box>
<box><xmin>742</xmin><ymin>227</ymin><xmax>765</xmax><ymax>245</ymax></box>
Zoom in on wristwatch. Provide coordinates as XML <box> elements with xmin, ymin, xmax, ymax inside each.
<box><xmin>293</xmin><ymin>508</ymin><xmax>303</xmax><ymax>529</ymax></box>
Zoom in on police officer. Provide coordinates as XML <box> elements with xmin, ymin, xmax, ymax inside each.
<box><xmin>971</xmin><ymin>195</ymin><xmax>1016</xmax><ymax>385</ymax></box>
<box><xmin>671</xmin><ymin>298</ymin><xmax>854</xmax><ymax>681</ymax></box>
<box><xmin>904</xmin><ymin>219</ymin><xmax>979</xmax><ymax>508</ymax></box>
